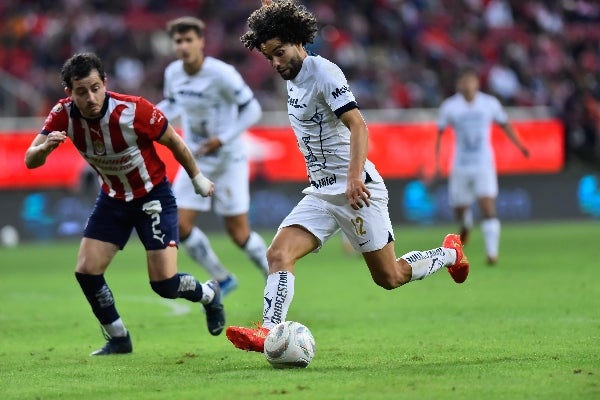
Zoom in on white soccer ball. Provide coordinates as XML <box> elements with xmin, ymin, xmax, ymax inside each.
<box><xmin>264</xmin><ymin>321</ymin><xmax>315</xmax><ymax>369</ymax></box>
<box><xmin>0</xmin><ymin>225</ymin><xmax>19</xmax><ymax>248</ymax></box>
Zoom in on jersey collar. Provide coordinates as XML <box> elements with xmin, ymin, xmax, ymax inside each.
<box><xmin>70</xmin><ymin>92</ymin><xmax>110</xmax><ymax>121</ymax></box>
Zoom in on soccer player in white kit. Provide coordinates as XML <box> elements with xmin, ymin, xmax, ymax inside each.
<box><xmin>435</xmin><ymin>68</ymin><xmax>529</xmax><ymax>265</ymax></box>
<box><xmin>158</xmin><ymin>17</ymin><xmax>269</xmax><ymax>296</ymax></box>
<box><xmin>226</xmin><ymin>0</ymin><xmax>470</xmax><ymax>353</ymax></box>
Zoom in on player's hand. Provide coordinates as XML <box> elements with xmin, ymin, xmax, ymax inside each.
<box><xmin>261</xmin><ymin>0</ymin><xmax>273</xmax><ymax>6</ymax></box>
<box><xmin>45</xmin><ymin>131</ymin><xmax>67</xmax><ymax>151</ymax></box>
<box><xmin>346</xmin><ymin>178</ymin><xmax>371</xmax><ymax>210</ymax></box>
<box><xmin>196</xmin><ymin>137</ymin><xmax>222</xmax><ymax>156</ymax></box>
<box><xmin>192</xmin><ymin>172</ymin><xmax>214</xmax><ymax>197</ymax></box>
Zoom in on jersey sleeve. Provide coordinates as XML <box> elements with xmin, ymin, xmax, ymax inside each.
<box><xmin>220</xmin><ymin>66</ymin><xmax>255</xmax><ymax>106</ymax></box>
<box><xmin>158</xmin><ymin>66</ymin><xmax>182</xmax><ymax>121</ymax></box>
<box><xmin>318</xmin><ymin>62</ymin><xmax>357</xmax><ymax>116</ymax></box>
<box><xmin>133</xmin><ymin>97</ymin><xmax>169</xmax><ymax>141</ymax></box>
<box><xmin>491</xmin><ymin>96</ymin><xmax>509</xmax><ymax>124</ymax></box>
<box><xmin>162</xmin><ymin>66</ymin><xmax>174</xmax><ymax>101</ymax></box>
<box><xmin>437</xmin><ymin>101</ymin><xmax>451</xmax><ymax>130</ymax></box>
<box><xmin>41</xmin><ymin>101</ymin><xmax>70</xmax><ymax>135</ymax></box>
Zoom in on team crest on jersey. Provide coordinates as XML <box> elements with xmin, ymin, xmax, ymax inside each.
<box><xmin>51</xmin><ymin>103</ymin><xmax>63</xmax><ymax>114</ymax></box>
<box><xmin>93</xmin><ymin>139</ymin><xmax>106</xmax><ymax>155</ymax></box>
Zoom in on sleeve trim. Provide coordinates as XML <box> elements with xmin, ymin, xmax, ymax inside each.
<box><xmin>334</xmin><ymin>101</ymin><xmax>358</xmax><ymax>118</ymax></box>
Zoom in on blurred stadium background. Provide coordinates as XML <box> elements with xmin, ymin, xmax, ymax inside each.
<box><xmin>1</xmin><ymin>0</ymin><xmax>600</xmax><ymax>245</ymax></box>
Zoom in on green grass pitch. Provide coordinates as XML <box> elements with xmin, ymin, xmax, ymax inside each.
<box><xmin>1</xmin><ymin>221</ymin><xmax>598</xmax><ymax>399</ymax></box>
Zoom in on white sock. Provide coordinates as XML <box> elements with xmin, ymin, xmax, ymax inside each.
<box><xmin>401</xmin><ymin>247</ymin><xmax>456</xmax><ymax>281</ymax></box>
<box><xmin>262</xmin><ymin>271</ymin><xmax>295</xmax><ymax>329</ymax></box>
<box><xmin>199</xmin><ymin>281</ymin><xmax>215</xmax><ymax>304</ymax></box>
<box><xmin>243</xmin><ymin>231</ymin><xmax>269</xmax><ymax>277</ymax></box>
<box><xmin>103</xmin><ymin>318</ymin><xmax>127</xmax><ymax>338</ymax></box>
<box><xmin>481</xmin><ymin>218</ymin><xmax>500</xmax><ymax>258</ymax></box>
<box><xmin>183</xmin><ymin>227</ymin><xmax>230</xmax><ymax>281</ymax></box>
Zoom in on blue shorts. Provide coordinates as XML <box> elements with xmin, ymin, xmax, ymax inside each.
<box><xmin>84</xmin><ymin>179</ymin><xmax>179</xmax><ymax>250</ymax></box>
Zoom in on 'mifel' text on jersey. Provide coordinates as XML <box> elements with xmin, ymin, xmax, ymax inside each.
<box><xmin>331</xmin><ymin>85</ymin><xmax>350</xmax><ymax>99</ymax></box>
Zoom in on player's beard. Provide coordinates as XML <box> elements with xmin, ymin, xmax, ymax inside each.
<box><xmin>278</xmin><ymin>55</ymin><xmax>303</xmax><ymax>80</ymax></box>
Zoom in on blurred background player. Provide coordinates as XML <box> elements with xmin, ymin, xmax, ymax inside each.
<box><xmin>158</xmin><ymin>17</ymin><xmax>269</xmax><ymax>296</ymax></box>
<box><xmin>225</xmin><ymin>0</ymin><xmax>470</xmax><ymax>353</ymax></box>
<box><xmin>435</xmin><ymin>68</ymin><xmax>530</xmax><ymax>265</ymax></box>
<box><xmin>24</xmin><ymin>52</ymin><xmax>225</xmax><ymax>355</ymax></box>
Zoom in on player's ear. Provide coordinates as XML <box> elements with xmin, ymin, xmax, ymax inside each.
<box><xmin>64</xmin><ymin>87</ymin><xmax>71</xmax><ymax>97</ymax></box>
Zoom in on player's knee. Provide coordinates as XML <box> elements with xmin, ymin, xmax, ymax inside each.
<box><xmin>178</xmin><ymin>225</ymin><xmax>193</xmax><ymax>241</ymax></box>
<box><xmin>150</xmin><ymin>275</ymin><xmax>180</xmax><ymax>299</ymax></box>
<box><xmin>266</xmin><ymin>245</ymin><xmax>290</xmax><ymax>270</ymax></box>
<box><xmin>230</xmin><ymin>229</ymin><xmax>250</xmax><ymax>248</ymax></box>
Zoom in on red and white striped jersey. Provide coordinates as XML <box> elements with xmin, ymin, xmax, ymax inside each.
<box><xmin>42</xmin><ymin>91</ymin><xmax>169</xmax><ymax>201</ymax></box>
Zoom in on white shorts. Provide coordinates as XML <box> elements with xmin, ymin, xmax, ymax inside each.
<box><xmin>172</xmin><ymin>153</ymin><xmax>249</xmax><ymax>216</ymax></box>
<box><xmin>279</xmin><ymin>182</ymin><xmax>394</xmax><ymax>253</ymax></box>
<box><xmin>448</xmin><ymin>167</ymin><xmax>498</xmax><ymax>207</ymax></box>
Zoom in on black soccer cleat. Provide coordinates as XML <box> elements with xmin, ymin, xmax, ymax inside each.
<box><xmin>90</xmin><ymin>331</ymin><xmax>133</xmax><ymax>356</ymax></box>
<box><xmin>203</xmin><ymin>280</ymin><xmax>225</xmax><ymax>336</ymax></box>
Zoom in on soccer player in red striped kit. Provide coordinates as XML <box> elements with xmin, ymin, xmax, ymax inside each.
<box><xmin>25</xmin><ymin>52</ymin><xmax>225</xmax><ymax>355</ymax></box>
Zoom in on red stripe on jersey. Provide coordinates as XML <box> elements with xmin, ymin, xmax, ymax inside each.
<box><xmin>126</xmin><ymin>168</ymin><xmax>147</xmax><ymax>198</ymax></box>
<box><xmin>106</xmin><ymin>174</ymin><xmax>126</xmax><ymax>200</ymax></box>
<box><xmin>108</xmin><ymin>104</ymin><xmax>129</xmax><ymax>153</ymax></box>
<box><xmin>140</xmin><ymin>140</ymin><xmax>166</xmax><ymax>187</ymax></box>
<box><xmin>100</xmin><ymin>180</ymin><xmax>110</xmax><ymax>196</ymax></box>
<box><xmin>131</xmin><ymin>97</ymin><xmax>168</xmax><ymax>188</ymax></box>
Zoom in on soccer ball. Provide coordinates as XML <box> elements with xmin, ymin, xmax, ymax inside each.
<box><xmin>0</xmin><ymin>225</ymin><xmax>19</xmax><ymax>248</ymax></box>
<box><xmin>263</xmin><ymin>321</ymin><xmax>315</xmax><ymax>369</ymax></box>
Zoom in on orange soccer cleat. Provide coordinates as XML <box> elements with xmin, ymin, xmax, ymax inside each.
<box><xmin>226</xmin><ymin>323</ymin><xmax>270</xmax><ymax>353</ymax></box>
<box><xmin>442</xmin><ymin>233</ymin><xmax>470</xmax><ymax>283</ymax></box>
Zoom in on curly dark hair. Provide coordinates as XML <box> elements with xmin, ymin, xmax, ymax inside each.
<box><xmin>61</xmin><ymin>52</ymin><xmax>106</xmax><ymax>89</ymax></box>
<box><xmin>241</xmin><ymin>0</ymin><xmax>318</xmax><ymax>51</ymax></box>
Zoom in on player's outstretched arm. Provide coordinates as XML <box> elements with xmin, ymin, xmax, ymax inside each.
<box><xmin>158</xmin><ymin>125</ymin><xmax>214</xmax><ymax>196</ymax></box>
<box><xmin>24</xmin><ymin>131</ymin><xmax>67</xmax><ymax>169</ymax></box>
<box><xmin>499</xmin><ymin>122</ymin><xmax>530</xmax><ymax>158</ymax></box>
<box><xmin>204</xmin><ymin>98</ymin><xmax>262</xmax><ymax>155</ymax></box>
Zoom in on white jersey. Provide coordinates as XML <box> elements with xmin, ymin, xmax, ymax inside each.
<box><xmin>160</xmin><ymin>56</ymin><xmax>255</xmax><ymax>155</ymax></box>
<box><xmin>437</xmin><ymin>91</ymin><xmax>508</xmax><ymax>172</ymax></box>
<box><xmin>287</xmin><ymin>54</ymin><xmax>382</xmax><ymax>197</ymax></box>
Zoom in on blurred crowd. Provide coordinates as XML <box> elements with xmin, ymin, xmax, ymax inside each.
<box><xmin>1</xmin><ymin>0</ymin><xmax>600</xmax><ymax>164</ymax></box>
